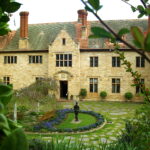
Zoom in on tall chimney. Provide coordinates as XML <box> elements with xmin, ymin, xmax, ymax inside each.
<box><xmin>20</xmin><ymin>11</ymin><xmax>29</xmax><ymax>39</ymax></box>
<box><xmin>76</xmin><ymin>9</ymin><xmax>89</xmax><ymax>48</ymax></box>
<box><xmin>19</xmin><ymin>11</ymin><xmax>29</xmax><ymax>49</ymax></box>
<box><xmin>77</xmin><ymin>9</ymin><xmax>88</xmax><ymax>26</ymax></box>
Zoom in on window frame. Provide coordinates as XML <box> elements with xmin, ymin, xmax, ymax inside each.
<box><xmin>29</xmin><ymin>55</ymin><xmax>42</xmax><ymax>64</ymax></box>
<box><xmin>136</xmin><ymin>79</ymin><xmax>144</xmax><ymax>94</ymax></box>
<box><xmin>62</xmin><ymin>38</ymin><xmax>66</xmax><ymax>45</ymax></box>
<box><xmin>89</xmin><ymin>78</ymin><xmax>98</xmax><ymax>93</ymax></box>
<box><xmin>136</xmin><ymin>56</ymin><xmax>145</xmax><ymax>67</ymax></box>
<box><xmin>112</xmin><ymin>78</ymin><xmax>120</xmax><ymax>93</ymax></box>
<box><xmin>112</xmin><ymin>57</ymin><xmax>120</xmax><ymax>67</ymax></box>
<box><xmin>4</xmin><ymin>56</ymin><xmax>17</xmax><ymax>64</ymax></box>
<box><xmin>90</xmin><ymin>56</ymin><xmax>98</xmax><ymax>67</ymax></box>
<box><xmin>3</xmin><ymin>76</ymin><xmax>10</xmax><ymax>85</ymax></box>
<box><xmin>56</xmin><ymin>54</ymin><xmax>72</xmax><ymax>67</ymax></box>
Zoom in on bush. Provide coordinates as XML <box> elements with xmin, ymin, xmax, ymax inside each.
<box><xmin>100</xmin><ymin>91</ymin><xmax>107</xmax><ymax>99</ymax></box>
<box><xmin>79</xmin><ymin>89</ymin><xmax>87</xmax><ymax>99</ymax></box>
<box><xmin>124</xmin><ymin>92</ymin><xmax>133</xmax><ymax>100</ymax></box>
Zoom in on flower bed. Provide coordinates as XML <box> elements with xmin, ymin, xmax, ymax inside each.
<box><xmin>33</xmin><ymin>109</ymin><xmax>104</xmax><ymax>132</ymax></box>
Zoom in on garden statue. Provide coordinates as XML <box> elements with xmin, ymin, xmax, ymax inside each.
<box><xmin>74</xmin><ymin>102</ymin><xmax>80</xmax><ymax>121</ymax></box>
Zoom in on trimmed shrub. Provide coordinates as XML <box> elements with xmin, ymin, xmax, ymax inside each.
<box><xmin>100</xmin><ymin>91</ymin><xmax>107</xmax><ymax>99</ymax></box>
<box><xmin>124</xmin><ymin>92</ymin><xmax>133</xmax><ymax>100</ymax></box>
<box><xmin>79</xmin><ymin>88</ymin><xmax>87</xmax><ymax>100</ymax></box>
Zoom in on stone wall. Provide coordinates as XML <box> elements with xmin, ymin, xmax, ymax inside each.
<box><xmin>0</xmin><ymin>52</ymin><xmax>48</xmax><ymax>89</ymax></box>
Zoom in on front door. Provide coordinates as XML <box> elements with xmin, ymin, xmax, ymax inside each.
<box><xmin>60</xmin><ymin>81</ymin><xmax>68</xmax><ymax>99</ymax></box>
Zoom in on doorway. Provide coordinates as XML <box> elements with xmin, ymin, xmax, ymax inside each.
<box><xmin>60</xmin><ymin>81</ymin><xmax>68</xmax><ymax>99</ymax></box>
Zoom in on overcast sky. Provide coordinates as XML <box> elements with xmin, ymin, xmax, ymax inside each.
<box><xmin>9</xmin><ymin>0</ymin><xmax>147</xmax><ymax>30</ymax></box>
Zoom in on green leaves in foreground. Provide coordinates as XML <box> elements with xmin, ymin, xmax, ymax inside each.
<box><xmin>89</xmin><ymin>27</ymin><xmax>113</xmax><ymax>39</ymax></box>
<box><xmin>0</xmin><ymin>84</ymin><xmax>13</xmax><ymax>106</ymax></box>
<box><xmin>88</xmin><ymin>0</ymin><xmax>102</xmax><ymax>11</ymax></box>
<box><xmin>0</xmin><ymin>83</ymin><xmax>28</xmax><ymax>150</ymax></box>
<box><xmin>0</xmin><ymin>128</ymin><xmax>28</xmax><ymax>150</ymax></box>
<box><xmin>0</xmin><ymin>0</ymin><xmax>21</xmax><ymax>35</ymax></box>
<box><xmin>118</xmin><ymin>28</ymin><xmax>130</xmax><ymax>38</ymax></box>
<box><xmin>131</xmin><ymin>26</ymin><xmax>150</xmax><ymax>51</ymax></box>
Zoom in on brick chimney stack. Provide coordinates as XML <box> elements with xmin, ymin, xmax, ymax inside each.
<box><xmin>20</xmin><ymin>11</ymin><xmax>29</xmax><ymax>39</ymax></box>
<box><xmin>77</xmin><ymin>9</ymin><xmax>88</xmax><ymax>26</ymax></box>
<box><xmin>76</xmin><ymin>9</ymin><xmax>89</xmax><ymax>48</ymax></box>
<box><xmin>19</xmin><ymin>11</ymin><xmax>29</xmax><ymax>49</ymax></box>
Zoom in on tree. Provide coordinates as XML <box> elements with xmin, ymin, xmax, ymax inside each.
<box><xmin>15</xmin><ymin>78</ymin><xmax>58</xmax><ymax>112</ymax></box>
<box><xmin>81</xmin><ymin>0</ymin><xmax>150</xmax><ymax>102</ymax></box>
<box><xmin>0</xmin><ymin>0</ymin><xmax>21</xmax><ymax>36</ymax></box>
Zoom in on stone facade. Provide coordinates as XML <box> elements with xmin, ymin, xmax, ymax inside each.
<box><xmin>0</xmin><ymin>10</ymin><xmax>150</xmax><ymax>101</ymax></box>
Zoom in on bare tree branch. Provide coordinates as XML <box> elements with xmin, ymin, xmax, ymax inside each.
<box><xmin>140</xmin><ymin>0</ymin><xmax>147</xmax><ymax>8</ymax></box>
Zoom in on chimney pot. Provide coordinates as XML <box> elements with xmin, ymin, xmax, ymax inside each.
<box><xmin>77</xmin><ymin>9</ymin><xmax>88</xmax><ymax>25</ymax></box>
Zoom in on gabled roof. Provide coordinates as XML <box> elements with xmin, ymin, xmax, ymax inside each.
<box><xmin>1</xmin><ymin>19</ymin><xmax>148</xmax><ymax>51</ymax></box>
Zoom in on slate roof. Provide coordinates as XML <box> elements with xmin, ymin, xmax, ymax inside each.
<box><xmin>4</xmin><ymin>22</ymin><xmax>76</xmax><ymax>51</ymax></box>
<box><xmin>89</xmin><ymin>19</ymin><xmax>147</xmax><ymax>48</ymax></box>
<box><xmin>1</xmin><ymin>19</ymin><xmax>148</xmax><ymax>51</ymax></box>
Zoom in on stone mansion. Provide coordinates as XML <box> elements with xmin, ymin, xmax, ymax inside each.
<box><xmin>0</xmin><ymin>10</ymin><xmax>150</xmax><ymax>101</ymax></box>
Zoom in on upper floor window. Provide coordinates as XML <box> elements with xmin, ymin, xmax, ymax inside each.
<box><xmin>29</xmin><ymin>56</ymin><xmax>42</xmax><ymax>64</ymax></box>
<box><xmin>90</xmin><ymin>57</ymin><xmax>98</xmax><ymax>67</ymax></box>
<box><xmin>112</xmin><ymin>78</ymin><xmax>120</xmax><ymax>93</ymax></box>
<box><xmin>3</xmin><ymin>76</ymin><xmax>10</xmax><ymax>85</ymax></box>
<box><xmin>136</xmin><ymin>79</ymin><xmax>144</xmax><ymax>94</ymax></box>
<box><xmin>56</xmin><ymin>54</ymin><xmax>72</xmax><ymax>67</ymax></box>
<box><xmin>4</xmin><ymin>56</ymin><xmax>17</xmax><ymax>64</ymax></box>
<box><xmin>62</xmin><ymin>38</ymin><xmax>66</xmax><ymax>45</ymax></box>
<box><xmin>90</xmin><ymin>78</ymin><xmax>98</xmax><ymax>93</ymax></box>
<box><xmin>136</xmin><ymin>57</ymin><xmax>145</xmax><ymax>67</ymax></box>
<box><xmin>112</xmin><ymin>57</ymin><xmax>120</xmax><ymax>67</ymax></box>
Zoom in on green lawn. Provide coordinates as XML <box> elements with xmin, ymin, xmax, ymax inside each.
<box><xmin>56</xmin><ymin>113</ymin><xmax>96</xmax><ymax>129</ymax></box>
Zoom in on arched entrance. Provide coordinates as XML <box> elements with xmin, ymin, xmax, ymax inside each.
<box><xmin>54</xmin><ymin>70</ymin><xmax>73</xmax><ymax>100</ymax></box>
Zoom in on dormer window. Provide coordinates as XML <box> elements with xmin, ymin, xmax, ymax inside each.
<box><xmin>62</xmin><ymin>38</ymin><xmax>66</xmax><ymax>45</ymax></box>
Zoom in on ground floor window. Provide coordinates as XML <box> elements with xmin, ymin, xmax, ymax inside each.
<box><xmin>112</xmin><ymin>78</ymin><xmax>120</xmax><ymax>93</ymax></box>
<box><xmin>136</xmin><ymin>79</ymin><xmax>144</xmax><ymax>93</ymax></box>
<box><xmin>89</xmin><ymin>78</ymin><xmax>98</xmax><ymax>93</ymax></box>
<box><xmin>35</xmin><ymin>77</ymin><xmax>44</xmax><ymax>81</ymax></box>
<box><xmin>3</xmin><ymin>76</ymin><xmax>10</xmax><ymax>85</ymax></box>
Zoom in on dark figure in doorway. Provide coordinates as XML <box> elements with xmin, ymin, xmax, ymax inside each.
<box><xmin>74</xmin><ymin>102</ymin><xmax>80</xmax><ymax>121</ymax></box>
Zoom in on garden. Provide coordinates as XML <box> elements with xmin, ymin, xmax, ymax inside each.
<box><xmin>1</xmin><ymin>79</ymin><xmax>149</xmax><ymax>150</ymax></box>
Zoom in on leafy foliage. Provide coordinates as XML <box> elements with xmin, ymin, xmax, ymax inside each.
<box><xmin>99</xmin><ymin>91</ymin><xmax>107</xmax><ymax>99</ymax></box>
<box><xmin>0</xmin><ymin>84</ymin><xmax>28</xmax><ymax>150</ymax></box>
<box><xmin>79</xmin><ymin>88</ymin><xmax>87</xmax><ymax>99</ymax></box>
<box><xmin>124</xmin><ymin>92</ymin><xmax>133</xmax><ymax>100</ymax></box>
<box><xmin>15</xmin><ymin>78</ymin><xmax>58</xmax><ymax>103</ymax></box>
<box><xmin>117</xmin><ymin>104</ymin><xmax>150</xmax><ymax>150</ymax></box>
<box><xmin>0</xmin><ymin>0</ymin><xmax>21</xmax><ymax>35</ymax></box>
<box><xmin>89</xmin><ymin>27</ymin><xmax>113</xmax><ymax>39</ymax></box>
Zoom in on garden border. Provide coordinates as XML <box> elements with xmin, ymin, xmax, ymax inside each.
<box><xmin>31</xmin><ymin>109</ymin><xmax>106</xmax><ymax>134</ymax></box>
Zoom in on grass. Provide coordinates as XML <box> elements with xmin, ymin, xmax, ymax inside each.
<box><xmin>56</xmin><ymin>113</ymin><xmax>96</xmax><ymax>129</ymax></box>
